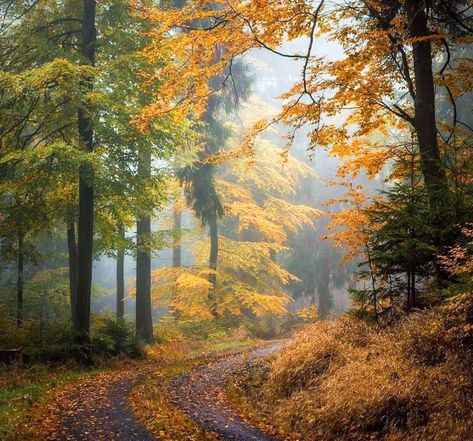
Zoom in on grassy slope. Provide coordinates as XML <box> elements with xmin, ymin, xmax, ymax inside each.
<box><xmin>224</xmin><ymin>297</ymin><xmax>473</xmax><ymax>441</ymax></box>
<box><xmin>0</xmin><ymin>365</ymin><xmax>103</xmax><ymax>440</ymax></box>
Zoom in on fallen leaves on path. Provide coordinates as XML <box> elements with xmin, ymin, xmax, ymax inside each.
<box><xmin>168</xmin><ymin>343</ymin><xmax>284</xmax><ymax>441</ymax></box>
<box><xmin>34</xmin><ymin>340</ymin><xmax>281</xmax><ymax>441</ymax></box>
<box><xmin>41</xmin><ymin>363</ymin><xmax>155</xmax><ymax>441</ymax></box>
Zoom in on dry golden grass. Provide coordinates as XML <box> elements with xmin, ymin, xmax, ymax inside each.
<box><xmin>262</xmin><ymin>296</ymin><xmax>473</xmax><ymax>441</ymax></box>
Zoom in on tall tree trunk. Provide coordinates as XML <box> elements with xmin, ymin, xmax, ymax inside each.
<box><xmin>136</xmin><ymin>149</ymin><xmax>154</xmax><ymax>343</ymax></box>
<box><xmin>171</xmin><ymin>207</ymin><xmax>181</xmax><ymax>318</ymax></box>
<box><xmin>74</xmin><ymin>0</ymin><xmax>96</xmax><ymax>350</ymax></box>
<box><xmin>405</xmin><ymin>1</ymin><xmax>450</xmax><ymax>232</ymax></box>
<box><xmin>67</xmin><ymin>213</ymin><xmax>77</xmax><ymax>316</ymax></box>
<box><xmin>172</xmin><ymin>208</ymin><xmax>181</xmax><ymax>268</ymax></box>
<box><xmin>17</xmin><ymin>232</ymin><xmax>24</xmax><ymax>327</ymax></box>
<box><xmin>208</xmin><ymin>208</ymin><xmax>218</xmax><ymax>314</ymax></box>
<box><xmin>406</xmin><ymin>270</ymin><xmax>411</xmax><ymax>310</ymax></box>
<box><xmin>317</xmin><ymin>256</ymin><xmax>331</xmax><ymax>319</ymax></box>
<box><xmin>116</xmin><ymin>247</ymin><xmax>125</xmax><ymax>320</ymax></box>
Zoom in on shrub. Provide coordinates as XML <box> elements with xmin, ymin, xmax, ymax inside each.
<box><xmin>262</xmin><ymin>298</ymin><xmax>473</xmax><ymax>440</ymax></box>
<box><xmin>244</xmin><ymin>315</ymin><xmax>286</xmax><ymax>339</ymax></box>
<box><xmin>153</xmin><ymin>317</ymin><xmax>185</xmax><ymax>344</ymax></box>
<box><xmin>91</xmin><ymin>315</ymin><xmax>138</xmax><ymax>357</ymax></box>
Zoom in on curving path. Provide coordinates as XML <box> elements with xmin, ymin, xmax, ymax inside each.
<box><xmin>42</xmin><ymin>368</ymin><xmax>156</xmax><ymax>441</ymax></box>
<box><xmin>169</xmin><ymin>342</ymin><xmax>284</xmax><ymax>441</ymax></box>
<box><xmin>41</xmin><ymin>343</ymin><xmax>283</xmax><ymax>441</ymax></box>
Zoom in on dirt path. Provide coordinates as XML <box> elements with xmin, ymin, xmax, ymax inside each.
<box><xmin>41</xmin><ymin>343</ymin><xmax>283</xmax><ymax>441</ymax></box>
<box><xmin>169</xmin><ymin>342</ymin><xmax>284</xmax><ymax>441</ymax></box>
<box><xmin>42</xmin><ymin>368</ymin><xmax>156</xmax><ymax>441</ymax></box>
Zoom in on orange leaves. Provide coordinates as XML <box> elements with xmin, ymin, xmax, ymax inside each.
<box><xmin>132</xmin><ymin>1</ymin><xmax>252</xmax><ymax>125</ymax></box>
<box><xmin>133</xmin><ymin>0</ymin><xmax>473</xmax><ymax>193</ymax></box>
<box><xmin>439</xmin><ymin>224</ymin><xmax>473</xmax><ymax>277</ymax></box>
<box><xmin>325</xmin><ymin>183</ymin><xmax>375</xmax><ymax>263</ymax></box>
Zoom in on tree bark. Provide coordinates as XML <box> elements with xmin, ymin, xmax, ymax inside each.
<box><xmin>17</xmin><ymin>232</ymin><xmax>24</xmax><ymax>327</ymax></box>
<box><xmin>67</xmin><ymin>215</ymin><xmax>77</xmax><ymax>316</ymax></box>
<box><xmin>317</xmin><ymin>256</ymin><xmax>331</xmax><ymax>319</ymax></box>
<box><xmin>171</xmin><ymin>208</ymin><xmax>181</xmax><ymax>318</ymax></box>
<box><xmin>135</xmin><ymin>149</ymin><xmax>154</xmax><ymax>343</ymax></box>
<box><xmin>74</xmin><ymin>0</ymin><xmax>96</xmax><ymax>349</ymax></box>
<box><xmin>405</xmin><ymin>1</ymin><xmax>450</xmax><ymax>231</ymax></box>
<box><xmin>172</xmin><ymin>208</ymin><xmax>181</xmax><ymax>268</ymax></box>
<box><xmin>208</xmin><ymin>208</ymin><xmax>218</xmax><ymax>294</ymax></box>
<box><xmin>116</xmin><ymin>248</ymin><xmax>125</xmax><ymax>320</ymax></box>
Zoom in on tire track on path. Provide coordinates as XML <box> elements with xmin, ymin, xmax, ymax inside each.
<box><xmin>169</xmin><ymin>342</ymin><xmax>284</xmax><ymax>441</ymax></box>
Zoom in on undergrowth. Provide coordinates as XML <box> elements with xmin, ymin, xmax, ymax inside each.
<box><xmin>226</xmin><ymin>294</ymin><xmax>473</xmax><ymax>441</ymax></box>
<box><xmin>0</xmin><ymin>364</ymin><xmax>105</xmax><ymax>440</ymax></box>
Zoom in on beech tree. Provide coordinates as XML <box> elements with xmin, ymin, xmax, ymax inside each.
<box><xmin>73</xmin><ymin>0</ymin><xmax>96</xmax><ymax>347</ymax></box>
<box><xmin>152</xmin><ymin>129</ymin><xmax>322</xmax><ymax>324</ymax></box>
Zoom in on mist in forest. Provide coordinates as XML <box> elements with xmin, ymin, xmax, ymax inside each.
<box><xmin>90</xmin><ymin>37</ymin><xmax>359</xmax><ymax>319</ymax></box>
<box><xmin>2</xmin><ymin>2</ymin><xmax>473</xmax><ymax>440</ymax></box>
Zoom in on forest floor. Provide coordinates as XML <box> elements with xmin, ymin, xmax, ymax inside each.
<box><xmin>168</xmin><ymin>341</ymin><xmax>284</xmax><ymax>441</ymax></box>
<box><xmin>1</xmin><ymin>338</ymin><xmax>282</xmax><ymax>440</ymax></box>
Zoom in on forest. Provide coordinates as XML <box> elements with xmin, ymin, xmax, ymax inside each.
<box><xmin>0</xmin><ymin>0</ymin><xmax>472</xmax><ymax>440</ymax></box>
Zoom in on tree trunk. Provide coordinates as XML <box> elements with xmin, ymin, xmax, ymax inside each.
<box><xmin>172</xmin><ymin>208</ymin><xmax>181</xmax><ymax>268</ymax></box>
<box><xmin>67</xmin><ymin>215</ymin><xmax>77</xmax><ymax>316</ymax></box>
<box><xmin>406</xmin><ymin>269</ymin><xmax>411</xmax><ymax>310</ymax></box>
<box><xmin>405</xmin><ymin>1</ymin><xmax>450</xmax><ymax>231</ymax></box>
<box><xmin>116</xmin><ymin>247</ymin><xmax>125</xmax><ymax>320</ymax></box>
<box><xmin>17</xmin><ymin>232</ymin><xmax>24</xmax><ymax>327</ymax></box>
<box><xmin>74</xmin><ymin>0</ymin><xmax>96</xmax><ymax>349</ymax></box>
<box><xmin>208</xmin><ymin>208</ymin><xmax>218</xmax><ymax>314</ymax></box>
<box><xmin>171</xmin><ymin>208</ymin><xmax>181</xmax><ymax>318</ymax></box>
<box><xmin>135</xmin><ymin>149</ymin><xmax>154</xmax><ymax>343</ymax></box>
<box><xmin>317</xmin><ymin>256</ymin><xmax>331</xmax><ymax>319</ymax></box>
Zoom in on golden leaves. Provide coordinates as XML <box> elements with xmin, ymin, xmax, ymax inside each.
<box><xmin>324</xmin><ymin>183</ymin><xmax>375</xmax><ymax>263</ymax></box>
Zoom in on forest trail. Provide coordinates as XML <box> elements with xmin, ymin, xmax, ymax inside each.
<box><xmin>41</xmin><ymin>366</ymin><xmax>156</xmax><ymax>441</ymax></box>
<box><xmin>40</xmin><ymin>342</ymin><xmax>283</xmax><ymax>441</ymax></box>
<box><xmin>169</xmin><ymin>342</ymin><xmax>284</xmax><ymax>441</ymax></box>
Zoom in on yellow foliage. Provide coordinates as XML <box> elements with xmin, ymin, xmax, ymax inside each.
<box><xmin>227</xmin><ymin>139</ymin><xmax>316</xmax><ymax>197</ymax></box>
<box><xmin>325</xmin><ymin>182</ymin><xmax>376</xmax><ymax>263</ymax></box>
<box><xmin>297</xmin><ymin>304</ymin><xmax>319</xmax><ymax>322</ymax></box>
<box><xmin>217</xmin><ymin>140</ymin><xmax>322</xmax><ymax>244</ymax></box>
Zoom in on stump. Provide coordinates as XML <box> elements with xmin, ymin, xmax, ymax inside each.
<box><xmin>0</xmin><ymin>348</ymin><xmax>29</xmax><ymax>367</ymax></box>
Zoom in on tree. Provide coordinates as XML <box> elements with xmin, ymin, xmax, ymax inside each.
<box><xmin>0</xmin><ymin>58</ymin><xmax>89</xmax><ymax>328</ymax></box>
<box><xmin>0</xmin><ymin>0</ymin><xmax>190</xmax><ymax>346</ymax></box>
<box><xmin>92</xmin><ymin>0</ymin><xmax>189</xmax><ymax>331</ymax></box>
<box><xmin>116</xmin><ymin>227</ymin><xmax>125</xmax><ymax>320</ymax></box>
<box><xmin>137</xmin><ymin>1</ymin><xmax>473</xmax><ymax>285</ymax></box>
<box><xmin>368</xmin><ymin>184</ymin><xmax>435</xmax><ymax>311</ymax></box>
<box><xmin>326</xmin><ymin>182</ymin><xmax>381</xmax><ymax>321</ymax></box>
<box><xmin>152</xmin><ymin>135</ymin><xmax>321</xmax><ymax>327</ymax></box>
<box><xmin>135</xmin><ymin>149</ymin><xmax>154</xmax><ymax>343</ymax></box>
<box><xmin>73</xmin><ymin>0</ymin><xmax>97</xmax><ymax>352</ymax></box>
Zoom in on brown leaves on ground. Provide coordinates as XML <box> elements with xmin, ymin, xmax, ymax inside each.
<box><xmin>40</xmin><ymin>362</ymin><xmax>156</xmax><ymax>441</ymax></box>
<box><xmin>166</xmin><ymin>344</ymin><xmax>283</xmax><ymax>441</ymax></box>
<box><xmin>130</xmin><ymin>341</ymin><xmax>281</xmax><ymax>441</ymax></box>
<box><xmin>17</xmin><ymin>339</ymin><xmax>278</xmax><ymax>441</ymax></box>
